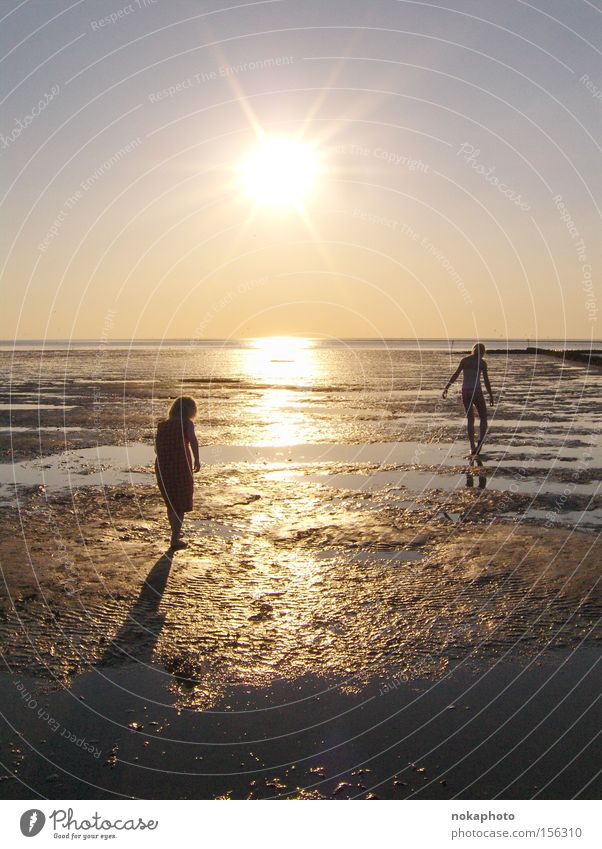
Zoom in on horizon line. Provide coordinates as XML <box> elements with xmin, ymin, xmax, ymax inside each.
<box><xmin>2</xmin><ymin>336</ymin><xmax>601</xmax><ymax>343</ymax></box>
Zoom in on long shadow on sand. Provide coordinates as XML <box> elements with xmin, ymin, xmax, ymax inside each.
<box><xmin>98</xmin><ymin>552</ymin><xmax>173</xmax><ymax>666</ymax></box>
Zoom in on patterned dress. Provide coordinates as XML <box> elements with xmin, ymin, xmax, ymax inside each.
<box><xmin>155</xmin><ymin>417</ymin><xmax>194</xmax><ymax>514</ymax></box>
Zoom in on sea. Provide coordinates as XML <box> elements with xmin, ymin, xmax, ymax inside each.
<box><xmin>1</xmin><ymin>337</ymin><xmax>601</xmax><ymax>514</ymax></box>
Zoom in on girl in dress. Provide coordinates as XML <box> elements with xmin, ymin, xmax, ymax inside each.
<box><xmin>155</xmin><ymin>396</ymin><xmax>200</xmax><ymax>550</ymax></box>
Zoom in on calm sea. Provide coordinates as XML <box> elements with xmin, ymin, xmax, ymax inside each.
<box><xmin>1</xmin><ymin>337</ymin><xmax>600</xmax><ymax>350</ymax></box>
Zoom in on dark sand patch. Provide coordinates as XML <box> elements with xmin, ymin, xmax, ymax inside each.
<box><xmin>1</xmin><ymin>650</ymin><xmax>600</xmax><ymax>799</ymax></box>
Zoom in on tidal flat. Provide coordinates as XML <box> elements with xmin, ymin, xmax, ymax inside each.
<box><xmin>1</xmin><ymin>344</ymin><xmax>601</xmax><ymax>798</ymax></box>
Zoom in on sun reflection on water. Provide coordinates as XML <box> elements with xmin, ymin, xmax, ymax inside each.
<box><xmin>244</xmin><ymin>337</ymin><xmax>317</xmax><ymax>384</ymax></box>
<box><xmin>243</xmin><ymin>337</ymin><xmax>319</xmax><ymax>446</ymax></box>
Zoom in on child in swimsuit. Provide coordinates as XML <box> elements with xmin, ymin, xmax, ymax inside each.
<box><xmin>442</xmin><ymin>343</ymin><xmax>494</xmax><ymax>455</ymax></box>
<box><xmin>155</xmin><ymin>396</ymin><xmax>200</xmax><ymax>551</ymax></box>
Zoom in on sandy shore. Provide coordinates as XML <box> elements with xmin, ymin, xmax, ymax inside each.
<box><xmin>1</xmin><ymin>465</ymin><xmax>601</xmax><ymax>798</ymax></box>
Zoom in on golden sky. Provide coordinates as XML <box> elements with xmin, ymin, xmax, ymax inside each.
<box><xmin>1</xmin><ymin>0</ymin><xmax>600</xmax><ymax>341</ymax></box>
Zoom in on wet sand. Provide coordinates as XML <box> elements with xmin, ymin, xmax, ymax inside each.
<box><xmin>1</xmin><ymin>468</ymin><xmax>601</xmax><ymax>799</ymax></box>
<box><xmin>1</xmin><ymin>648</ymin><xmax>600</xmax><ymax>800</ymax></box>
<box><xmin>1</xmin><ymin>347</ymin><xmax>601</xmax><ymax>798</ymax></box>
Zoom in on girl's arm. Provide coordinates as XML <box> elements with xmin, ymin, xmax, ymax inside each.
<box><xmin>482</xmin><ymin>362</ymin><xmax>494</xmax><ymax>405</ymax></box>
<box><xmin>186</xmin><ymin>420</ymin><xmax>201</xmax><ymax>471</ymax></box>
<box><xmin>442</xmin><ymin>360</ymin><xmax>463</xmax><ymax>398</ymax></box>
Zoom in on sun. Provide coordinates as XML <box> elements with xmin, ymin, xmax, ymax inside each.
<box><xmin>240</xmin><ymin>137</ymin><xmax>319</xmax><ymax>207</ymax></box>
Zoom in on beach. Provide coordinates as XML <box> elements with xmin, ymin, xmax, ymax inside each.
<box><xmin>1</xmin><ymin>342</ymin><xmax>601</xmax><ymax>799</ymax></box>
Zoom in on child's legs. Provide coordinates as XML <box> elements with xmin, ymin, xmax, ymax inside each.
<box><xmin>167</xmin><ymin>507</ymin><xmax>183</xmax><ymax>542</ymax></box>
<box><xmin>466</xmin><ymin>410</ymin><xmax>476</xmax><ymax>451</ymax></box>
<box><xmin>462</xmin><ymin>391</ymin><xmax>476</xmax><ymax>451</ymax></box>
<box><xmin>474</xmin><ymin>392</ymin><xmax>488</xmax><ymax>444</ymax></box>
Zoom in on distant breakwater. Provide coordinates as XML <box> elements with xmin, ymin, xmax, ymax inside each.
<box><xmin>466</xmin><ymin>347</ymin><xmax>602</xmax><ymax>366</ymax></box>
<box><xmin>525</xmin><ymin>347</ymin><xmax>602</xmax><ymax>366</ymax></box>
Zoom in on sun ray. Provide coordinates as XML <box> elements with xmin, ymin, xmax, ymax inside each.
<box><xmin>297</xmin><ymin>28</ymin><xmax>366</xmax><ymax>134</ymax></box>
<box><xmin>208</xmin><ymin>42</ymin><xmax>266</xmax><ymax>142</ymax></box>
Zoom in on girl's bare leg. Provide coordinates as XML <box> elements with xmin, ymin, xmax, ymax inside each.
<box><xmin>475</xmin><ymin>393</ymin><xmax>488</xmax><ymax>452</ymax></box>
<box><xmin>466</xmin><ymin>408</ymin><xmax>476</xmax><ymax>454</ymax></box>
<box><xmin>167</xmin><ymin>509</ymin><xmax>183</xmax><ymax>545</ymax></box>
<box><xmin>462</xmin><ymin>392</ymin><xmax>477</xmax><ymax>455</ymax></box>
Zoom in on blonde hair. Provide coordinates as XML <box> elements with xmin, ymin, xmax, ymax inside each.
<box><xmin>168</xmin><ymin>396</ymin><xmax>197</xmax><ymax>421</ymax></box>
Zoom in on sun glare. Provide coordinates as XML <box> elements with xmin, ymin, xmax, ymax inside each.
<box><xmin>251</xmin><ymin>336</ymin><xmax>312</xmax><ymax>355</ymax></box>
<box><xmin>240</xmin><ymin>137</ymin><xmax>318</xmax><ymax>207</ymax></box>
<box><xmin>244</xmin><ymin>336</ymin><xmax>316</xmax><ymax>386</ymax></box>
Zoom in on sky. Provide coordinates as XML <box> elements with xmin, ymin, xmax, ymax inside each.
<box><xmin>0</xmin><ymin>0</ymin><xmax>600</xmax><ymax>341</ymax></box>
